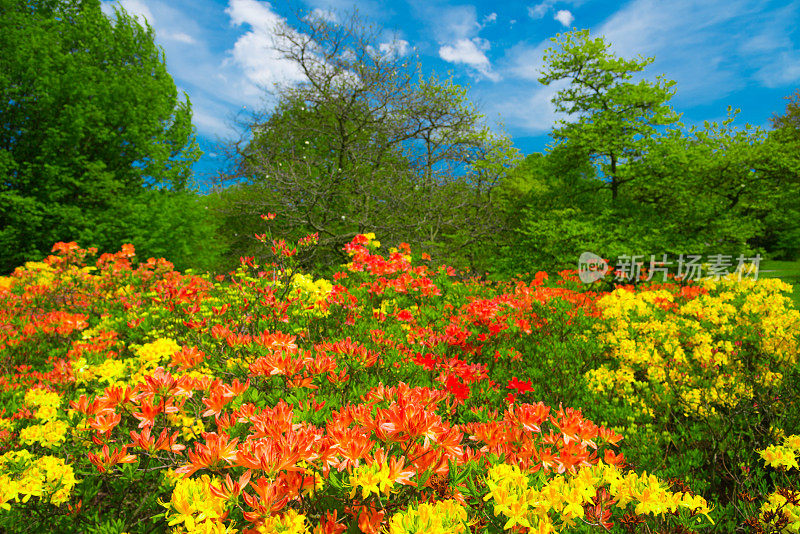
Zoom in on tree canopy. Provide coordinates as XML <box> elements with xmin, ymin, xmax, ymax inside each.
<box><xmin>0</xmin><ymin>0</ymin><xmax>205</xmax><ymax>272</ymax></box>
<box><xmin>539</xmin><ymin>29</ymin><xmax>680</xmax><ymax>201</ymax></box>
<box><xmin>491</xmin><ymin>30</ymin><xmax>800</xmax><ymax>275</ymax></box>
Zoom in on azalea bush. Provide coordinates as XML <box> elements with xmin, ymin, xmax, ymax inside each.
<box><xmin>0</xmin><ymin>221</ymin><xmax>796</xmax><ymax>532</ymax></box>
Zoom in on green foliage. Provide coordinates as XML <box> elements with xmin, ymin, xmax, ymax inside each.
<box><xmin>758</xmin><ymin>91</ymin><xmax>800</xmax><ymax>261</ymax></box>
<box><xmin>492</xmin><ymin>30</ymin><xmax>799</xmax><ymax>275</ymax></box>
<box><xmin>0</xmin><ymin>0</ymin><xmax>213</xmax><ymax>273</ymax></box>
<box><xmin>539</xmin><ymin>29</ymin><xmax>680</xmax><ymax>201</ymax></box>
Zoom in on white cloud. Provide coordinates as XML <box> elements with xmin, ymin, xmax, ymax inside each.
<box><xmin>494</xmin><ymin>0</ymin><xmax>800</xmax><ymax>141</ymax></box>
<box><xmin>595</xmin><ymin>0</ymin><xmax>800</xmax><ymax>102</ymax></box>
<box><xmin>439</xmin><ymin>38</ymin><xmax>500</xmax><ymax>81</ymax></box>
<box><xmin>554</xmin><ymin>9</ymin><xmax>574</xmax><ymax>26</ymax></box>
<box><xmin>491</xmin><ymin>81</ymin><xmax>567</xmax><ymax>133</ymax></box>
<box><xmin>379</xmin><ymin>39</ymin><xmax>411</xmax><ymax>58</ymax></box>
<box><xmin>164</xmin><ymin>31</ymin><xmax>197</xmax><ymax>44</ymax></box>
<box><xmin>192</xmin><ymin>109</ymin><xmax>235</xmax><ymax>136</ymax></box>
<box><xmin>224</xmin><ymin>0</ymin><xmax>305</xmax><ymax>94</ymax></box>
<box><xmin>310</xmin><ymin>8</ymin><xmax>338</xmax><ymax>23</ymax></box>
<box><xmin>411</xmin><ymin>2</ymin><xmax>500</xmax><ymax>81</ymax></box>
<box><xmin>528</xmin><ymin>1</ymin><xmax>552</xmax><ymax>19</ymax></box>
<box><xmin>226</xmin><ymin>0</ymin><xmax>283</xmax><ymax>33</ymax></box>
<box><xmin>504</xmin><ymin>41</ymin><xmax>550</xmax><ymax>81</ymax></box>
<box><xmin>439</xmin><ymin>38</ymin><xmax>488</xmax><ymax>65</ymax></box>
<box><xmin>754</xmin><ymin>51</ymin><xmax>800</xmax><ymax>88</ymax></box>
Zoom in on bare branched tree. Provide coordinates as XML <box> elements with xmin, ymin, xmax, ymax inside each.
<box><xmin>216</xmin><ymin>8</ymin><xmax>519</xmax><ymax>270</ymax></box>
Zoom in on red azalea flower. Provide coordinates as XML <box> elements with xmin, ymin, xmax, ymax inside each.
<box><xmin>445</xmin><ymin>375</ymin><xmax>470</xmax><ymax>401</ymax></box>
<box><xmin>507</xmin><ymin>376</ymin><xmax>534</xmax><ymax>395</ymax></box>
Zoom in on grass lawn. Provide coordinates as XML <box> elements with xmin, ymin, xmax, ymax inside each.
<box><xmin>761</xmin><ymin>258</ymin><xmax>800</xmax><ymax>308</ymax></box>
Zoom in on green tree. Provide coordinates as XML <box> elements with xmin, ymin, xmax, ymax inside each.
<box><xmin>0</xmin><ymin>0</ymin><xmax>207</xmax><ymax>272</ymax></box>
<box><xmin>756</xmin><ymin>91</ymin><xmax>800</xmax><ymax>259</ymax></box>
<box><xmin>219</xmin><ymin>9</ymin><xmax>518</xmax><ymax>272</ymax></box>
<box><xmin>492</xmin><ymin>31</ymin><xmax>797</xmax><ymax>274</ymax></box>
<box><xmin>539</xmin><ymin>29</ymin><xmax>680</xmax><ymax>201</ymax></box>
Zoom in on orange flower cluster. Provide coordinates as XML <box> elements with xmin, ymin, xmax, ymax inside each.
<box><xmin>0</xmin><ymin>236</ymin><xmax>721</xmax><ymax>533</ymax></box>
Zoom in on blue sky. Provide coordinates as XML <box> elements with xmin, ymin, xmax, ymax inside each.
<box><xmin>101</xmin><ymin>0</ymin><xmax>800</xmax><ymax>188</ymax></box>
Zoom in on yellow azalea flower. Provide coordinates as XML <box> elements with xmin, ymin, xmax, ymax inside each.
<box><xmin>389</xmin><ymin>500</ymin><xmax>468</xmax><ymax>534</ymax></box>
<box><xmin>135</xmin><ymin>338</ymin><xmax>181</xmax><ymax>367</ymax></box>
<box><xmin>25</xmin><ymin>389</ymin><xmax>62</xmax><ymax>420</ymax></box>
<box><xmin>760</xmin><ymin>445</ymin><xmax>799</xmax><ymax>470</ymax></box>
<box><xmin>255</xmin><ymin>509</ymin><xmax>309</xmax><ymax>534</ymax></box>
<box><xmin>162</xmin><ymin>474</ymin><xmax>228</xmax><ymax>531</ymax></box>
<box><xmin>785</xmin><ymin>435</ymin><xmax>800</xmax><ymax>452</ymax></box>
<box><xmin>348</xmin><ymin>463</ymin><xmax>394</xmax><ymax>499</ymax></box>
<box><xmin>761</xmin><ymin>490</ymin><xmax>800</xmax><ymax>533</ymax></box>
<box><xmin>18</xmin><ymin>420</ymin><xmax>69</xmax><ymax>448</ymax></box>
<box><xmin>0</xmin><ymin>450</ymin><xmax>77</xmax><ymax>507</ymax></box>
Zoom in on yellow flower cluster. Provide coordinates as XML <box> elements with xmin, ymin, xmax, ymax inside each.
<box><xmin>0</xmin><ymin>417</ymin><xmax>12</xmax><ymax>432</ymax></box>
<box><xmin>166</xmin><ymin>412</ymin><xmax>206</xmax><ymax>441</ymax></box>
<box><xmin>18</xmin><ymin>389</ymin><xmax>69</xmax><ymax>448</ymax></box>
<box><xmin>73</xmin><ymin>356</ymin><xmax>129</xmax><ymax>385</ymax></box>
<box><xmin>0</xmin><ymin>449</ymin><xmax>77</xmax><ymax>508</ymax></box>
<box><xmin>25</xmin><ymin>388</ymin><xmax>62</xmax><ymax>420</ymax></box>
<box><xmin>0</xmin><ymin>275</ymin><xmax>13</xmax><ymax>292</ymax></box>
<box><xmin>254</xmin><ymin>509</ymin><xmax>309</xmax><ymax>534</ymax></box>
<box><xmin>19</xmin><ymin>419</ymin><xmax>69</xmax><ymax>449</ymax></box>
<box><xmin>484</xmin><ymin>462</ymin><xmax>714</xmax><ymax>532</ymax></box>
<box><xmin>760</xmin><ymin>435</ymin><xmax>800</xmax><ymax>470</ymax></box>
<box><xmin>130</xmin><ymin>337</ymin><xmax>182</xmax><ymax>383</ymax></box>
<box><xmin>757</xmin><ymin>435</ymin><xmax>800</xmax><ymax>533</ymax></box>
<box><xmin>136</xmin><ymin>338</ymin><xmax>182</xmax><ymax>366</ymax></box>
<box><xmin>484</xmin><ymin>464</ymin><xmax>540</xmax><ymax>530</ymax></box>
<box><xmin>587</xmin><ymin>277</ymin><xmax>800</xmax><ymax>420</ymax></box>
<box><xmin>290</xmin><ymin>272</ymin><xmax>333</xmax><ymax>314</ymax></box>
<box><xmin>162</xmin><ymin>474</ymin><xmax>229</xmax><ymax>533</ymax></box>
<box><xmin>348</xmin><ymin>462</ymin><xmax>395</xmax><ymax>499</ymax></box>
<box><xmin>363</xmin><ymin>233</ymin><xmax>381</xmax><ymax>249</ymax></box>
<box><xmin>389</xmin><ymin>499</ymin><xmax>468</xmax><ymax>534</ymax></box>
<box><xmin>13</xmin><ymin>261</ymin><xmax>54</xmax><ymax>285</ymax></box>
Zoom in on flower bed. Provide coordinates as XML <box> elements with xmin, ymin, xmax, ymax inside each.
<box><xmin>0</xmin><ymin>230</ymin><xmax>797</xmax><ymax>533</ymax></box>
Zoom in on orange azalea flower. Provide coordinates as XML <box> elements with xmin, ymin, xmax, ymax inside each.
<box><xmin>119</xmin><ymin>243</ymin><xmax>136</xmax><ymax>258</ymax></box>
<box><xmin>202</xmin><ymin>384</ymin><xmax>237</xmax><ymax>418</ymax></box>
<box><xmin>604</xmin><ymin>449</ymin><xmax>626</xmax><ymax>467</ymax></box>
<box><xmin>242</xmin><ymin>476</ymin><xmax>291</xmax><ymax>520</ymax></box>
<box><xmin>170</xmin><ymin>345</ymin><xmax>206</xmax><ymax>370</ymax></box>
<box><xmin>88</xmin><ymin>445</ymin><xmax>137</xmax><ymax>473</ymax></box>
<box><xmin>70</xmin><ymin>394</ymin><xmax>102</xmax><ymax>416</ymax></box>
<box><xmin>89</xmin><ymin>410</ymin><xmax>121</xmax><ymax>435</ymax></box>
<box><xmin>137</xmin><ymin>367</ymin><xmax>181</xmax><ymax>400</ymax></box>
<box><xmin>599</xmin><ymin>425</ymin><xmax>624</xmax><ymax>446</ymax></box>
<box><xmin>357</xmin><ymin>504</ymin><xmax>385</xmax><ymax>534</ymax></box>
<box><xmin>507</xmin><ymin>377</ymin><xmax>534</xmax><ymax>395</ymax></box>
<box><xmin>132</xmin><ymin>399</ymin><xmax>162</xmax><ymax>429</ymax></box>
<box><xmin>210</xmin><ymin>470</ymin><xmax>252</xmax><ymax>500</ymax></box>
<box><xmin>97</xmin><ymin>385</ymin><xmax>136</xmax><ymax>412</ymax></box>
<box><xmin>51</xmin><ymin>242</ymin><xmax>80</xmax><ymax>255</ymax></box>
<box><xmin>129</xmin><ymin>426</ymin><xmax>185</xmax><ymax>454</ymax></box>
<box><xmin>176</xmin><ymin>432</ymin><xmax>239</xmax><ymax>476</ymax></box>
<box><xmin>316</xmin><ymin>510</ymin><xmax>347</xmax><ymax>534</ymax></box>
